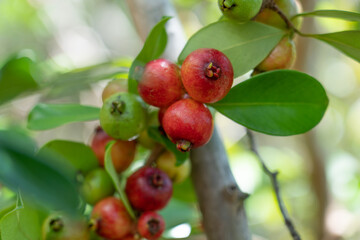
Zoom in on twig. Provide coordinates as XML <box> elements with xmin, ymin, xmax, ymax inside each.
<box><xmin>246</xmin><ymin>129</ymin><xmax>302</xmax><ymax>240</ymax></box>
<box><xmin>145</xmin><ymin>144</ymin><xmax>165</xmax><ymax>166</ymax></box>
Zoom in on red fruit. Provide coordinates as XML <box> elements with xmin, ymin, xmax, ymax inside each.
<box><xmin>181</xmin><ymin>48</ymin><xmax>233</xmax><ymax>103</ymax></box>
<box><xmin>157</xmin><ymin>107</ymin><xmax>168</xmax><ymax>126</ymax></box>
<box><xmin>91</xmin><ymin>197</ymin><xmax>133</xmax><ymax>240</ymax></box>
<box><xmin>91</xmin><ymin>127</ymin><xmax>136</xmax><ymax>173</ymax></box>
<box><xmin>138</xmin><ymin>59</ymin><xmax>183</xmax><ymax>107</ymax></box>
<box><xmin>121</xmin><ymin>234</ymin><xmax>137</xmax><ymax>240</ymax></box>
<box><xmin>162</xmin><ymin>99</ymin><xmax>213</xmax><ymax>152</ymax></box>
<box><xmin>125</xmin><ymin>167</ymin><xmax>173</xmax><ymax>211</ymax></box>
<box><xmin>137</xmin><ymin>212</ymin><xmax>165</xmax><ymax>240</ymax></box>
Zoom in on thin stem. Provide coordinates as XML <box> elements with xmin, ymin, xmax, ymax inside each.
<box><xmin>145</xmin><ymin>144</ymin><xmax>165</xmax><ymax>166</ymax></box>
<box><xmin>246</xmin><ymin>129</ymin><xmax>302</xmax><ymax>240</ymax></box>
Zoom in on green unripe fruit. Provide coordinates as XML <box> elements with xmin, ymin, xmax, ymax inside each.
<box><xmin>100</xmin><ymin>92</ymin><xmax>146</xmax><ymax>140</ymax></box>
<box><xmin>156</xmin><ymin>151</ymin><xmax>191</xmax><ymax>183</ymax></box>
<box><xmin>42</xmin><ymin>214</ymin><xmax>89</xmax><ymax>240</ymax></box>
<box><xmin>102</xmin><ymin>78</ymin><xmax>128</xmax><ymax>102</ymax></box>
<box><xmin>80</xmin><ymin>168</ymin><xmax>115</xmax><ymax>205</ymax></box>
<box><xmin>218</xmin><ymin>0</ymin><xmax>262</xmax><ymax>22</ymax></box>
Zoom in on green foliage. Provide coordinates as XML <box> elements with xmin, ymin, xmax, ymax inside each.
<box><xmin>38</xmin><ymin>140</ymin><xmax>99</xmax><ymax>176</ymax></box>
<box><xmin>27</xmin><ymin>103</ymin><xmax>100</xmax><ymax>130</ymax></box>
<box><xmin>294</xmin><ymin>10</ymin><xmax>360</xmax><ymax>22</ymax></box>
<box><xmin>128</xmin><ymin>17</ymin><xmax>171</xmax><ymax>94</ymax></box>
<box><xmin>210</xmin><ymin>70</ymin><xmax>329</xmax><ymax>136</ymax></box>
<box><xmin>0</xmin><ymin>56</ymin><xmax>39</xmax><ymax>105</ymax></box>
<box><xmin>148</xmin><ymin>126</ymin><xmax>189</xmax><ymax>166</ymax></box>
<box><xmin>172</xmin><ymin>178</ymin><xmax>197</xmax><ymax>203</ymax></box>
<box><xmin>104</xmin><ymin>141</ymin><xmax>135</xmax><ymax>219</ymax></box>
<box><xmin>309</xmin><ymin>31</ymin><xmax>360</xmax><ymax>62</ymax></box>
<box><xmin>0</xmin><ymin>130</ymin><xmax>80</xmax><ymax>213</ymax></box>
<box><xmin>178</xmin><ymin>21</ymin><xmax>284</xmax><ymax>77</ymax></box>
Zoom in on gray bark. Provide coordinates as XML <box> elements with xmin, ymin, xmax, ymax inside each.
<box><xmin>126</xmin><ymin>1</ymin><xmax>251</xmax><ymax>240</ymax></box>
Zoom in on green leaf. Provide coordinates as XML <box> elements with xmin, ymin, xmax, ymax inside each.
<box><xmin>293</xmin><ymin>10</ymin><xmax>360</xmax><ymax>22</ymax></box>
<box><xmin>47</xmin><ymin>59</ymin><xmax>130</xmax><ymax>98</ymax></box>
<box><xmin>27</xmin><ymin>104</ymin><xmax>100</xmax><ymax>130</ymax></box>
<box><xmin>147</xmin><ymin>127</ymin><xmax>188</xmax><ymax>166</ymax></box>
<box><xmin>0</xmin><ymin>130</ymin><xmax>80</xmax><ymax>213</ymax></box>
<box><xmin>172</xmin><ymin>178</ymin><xmax>197</xmax><ymax>203</ymax></box>
<box><xmin>38</xmin><ymin>140</ymin><xmax>99</xmax><ymax>176</ymax></box>
<box><xmin>0</xmin><ymin>196</ymin><xmax>42</xmax><ymax>240</ymax></box>
<box><xmin>210</xmin><ymin>70</ymin><xmax>329</xmax><ymax>136</ymax></box>
<box><xmin>309</xmin><ymin>31</ymin><xmax>360</xmax><ymax>62</ymax></box>
<box><xmin>128</xmin><ymin>17</ymin><xmax>171</xmax><ymax>94</ymax></box>
<box><xmin>0</xmin><ymin>57</ymin><xmax>39</xmax><ymax>105</ymax></box>
<box><xmin>104</xmin><ymin>141</ymin><xmax>135</xmax><ymax>219</ymax></box>
<box><xmin>178</xmin><ymin>21</ymin><xmax>284</xmax><ymax>77</ymax></box>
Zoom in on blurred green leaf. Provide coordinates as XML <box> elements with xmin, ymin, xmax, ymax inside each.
<box><xmin>0</xmin><ymin>57</ymin><xmax>39</xmax><ymax>105</ymax></box>
<box><xmin>294</xmin><ymin>10</ymin><xmax>360</xmax><ymax>22</ymax></box>
<box><xmin>128</xmin><ymin>17</ymin><xmax>171</xmax><ymax>94</ymax></box>
<box><xmin>27</xmin><ymin>103</ymin><xmax>100</xmax><ymax>130</ymax></box>
<box><xmin>47</xmin><ymin>59</ymin><xmax>130</xmax><ymax>98</ymax></box>
<box><xmin>178</xmin><ymin>21</ymin><xmax>284</xmax><ymax>77</ymax></box>
<box><xmin>0</xmin><ymin>130</ymin><xmax>80</xmax><ymax>213</ymax></box>
<box><xmin>38</xmin><ymin>140</ymin><xmax>99</xmax><ymax>176</ymax></box>
<box><xmin>148</xmin><ymin>127</ymin><xmax>188</xmax><ymax>165</ymax></box>
<box><xmin>0</xmin><ymin>195</ymin><xmax>43</xmax><ymax>240</ymax></box>
<box><xmin>172</xmin><ymin>178</ymin><xmax>197</xmax><ymax>203</ymax></box>
<box><xmin>104</xmin><ymin>141</ymin><xmax>135</xmax><ymax>219</ymax></box>
<box><xmin>159</xmin><ymin>199</ymin><xmax>199</xmax><ymax>229</ymax></box>
<box><xmin>309</xmin><ymin>31</ymin><xmax>360</xmax><ymax>62</ymax></box>
<box><xmin>210</xmin><ymin>70</ymin><xmax>329</xmax><ymax>136</ymax></box>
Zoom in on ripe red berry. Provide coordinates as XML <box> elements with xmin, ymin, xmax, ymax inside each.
<box><xmin>138</xmin><ymin>59</ymin><xmax>184</xmax><ymax>107</ymax></box>
<box><xmin>181</xmin><ymin>48</ymin><xmax>233</xmax><ymax>103</ymax></box>
<box><xmin>125</xmin><ymin>167</ymin><xmax>172</xmax><ymax>211</ymax></box>
<box><xmin>91</xmin><ymin>127</ymin><xmax>136</xmax><ymax>173</ymax></box>
<box><xmin>91</xmin><ymin>197</ymin><xmax>133</xmax><ymax>240</ymax></box>
<box><xmin>137</xmin><ymin>212</ymin><xmax>165</xmax><ymax>240</ymax></box>
<box><xmin>162</xmin><ymin>98</ymin><xmax>214</xmax><ymax>152</ymax></box>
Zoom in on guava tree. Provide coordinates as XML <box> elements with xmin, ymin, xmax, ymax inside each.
<box><xmin>0</xmin><ymin>0</ymin><xmax>359</xmax><ymax>240</ymax></box>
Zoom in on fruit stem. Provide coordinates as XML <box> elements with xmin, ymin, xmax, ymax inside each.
<box><xmin>176</xmin><ymin>140</ymin><xmax>192</xmax><ymax>152</ymax></box>
<box><xmin>111</xmin><ymin>100</ymin><xmax>125</xmax><ymax>114</ymax></box>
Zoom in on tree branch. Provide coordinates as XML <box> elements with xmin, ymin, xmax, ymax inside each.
<box><xmin>246</xmin><ymin>129</ymin><xmax>302</xmax><ymax>240</ymax></box>
<box><xmin>145</xmin><ymin>144</ymin><xmax>164</xmax><ymax>166</ymax></box>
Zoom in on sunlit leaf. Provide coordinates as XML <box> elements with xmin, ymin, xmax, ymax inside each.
<box><xmin>294</xmin><ymin>10</ymin><xmax>360</xmax><ymax>22</ymax></box>
<box><xmin>210</xmin><ymin>70</ymin><xmax>329</xmax><ymax>136</ymax></box>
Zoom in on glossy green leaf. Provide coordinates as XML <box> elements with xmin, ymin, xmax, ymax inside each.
<box><xmin>0</xmin><ymin>131</ymin><xmax>80</xmax><ymax>213</ymax></box>
<box><xmin>294</xmin><ymin>10</ymin><xmax>360</xmax><ymax>22</ymax></box>
<box><xmin>27</xmin><ymin>103</ymin><xmax>100</xmax><ymax>130</ymax></box>
<box><xmin>104</xmin><ymin>141</ymin><xmax>135</xmax><ymax>219</ymax></box>
<box><xmin>38</xmin><ymin>140</ymin><xmax>99</xmax><ymax>176</ymax></box>
<box><xmin>0</xmin><ymin>195</ymin><xmax>42</xmax><ymax>240</ymax></box>
<box><xmin>178</xmin><ymin>21</ymin><xmax>284</xmax><ymax>77</ymax></box>
<box><xmin>147</xmin><ymin>126</ymin><xmax>188</xmax><ymax>166</ymax></box>
<box><xmin>128</xmin><ymin>17</ymin><xmax>171</xmax><ymax>94</ymax></box>
<box><xmin>309</xmin><ymin>31</ymin><xmax>360</xmax><ymax>62</ymax></box>
<box><xmin>0</xmin><ymin>57</ymin><xmax>39</xmax><ymax>105</ymax></box>
<box><xmin>210</xmin><ymin>70</ymin><xmax>329</xmax><ymax>136</ymax></box>
<box><xmin>47</xmin><ymin>59</ymin><xmax>130</xmax><ymax>98</ymax></box>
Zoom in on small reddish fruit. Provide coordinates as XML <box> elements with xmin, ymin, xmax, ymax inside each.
<box><xmin>102</xmin><ymin>78</ymin><xmax>128</xmax><ymax>102</ymax></box>
<box><xmin>137</xmin><ymin>212</ymin><xmax>165</xmax><ymax>240</ymax></box>
<box><xmin>255</xmin><ymin>37</ymin><xmax>296</xmax><ymax>72</ymax></box>
<box><xmin>91</xmin><ymin>127</ymin><xmax>136</xmax><ymax>173</ymax></box>
<box><xmin>162</xmin><ymin>99</ymin><xmax>214</xmax><ymax>152</ymax></box>
<box><xmin>91</xmin><ymin>197</ymin><xmax>133</xmax><ymax>240</ymax></box>
<box><xmin>125</xmin><ymin>167</ymin><xmax>172</xmax><ymax>211</ymax></box>
<box><xmin>181</xmin><ymin>48</ymin><xmax>233</xmax><ymax>103</ymax></box>
<box><xmin>138</xmin><ymin>59</ymin><xmax>183</xmax><ymax>107</ymax></box>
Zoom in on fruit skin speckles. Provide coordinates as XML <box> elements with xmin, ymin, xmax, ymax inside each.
<box><xmin>181</xmin><ymin>48</ymin><xmax>233</xmax><ymax>103</ymax></box>
<box><xmin>138</xmin><ymin>59</ymin><xmax>184</xmax><ymax>107</ymax></box>
<box><xmin>162</xmin><ymin>98</ymin><xmax>214</xmax><ymax>152</ymax></box>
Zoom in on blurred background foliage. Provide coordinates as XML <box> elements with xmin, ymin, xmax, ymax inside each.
<box><xmin>0</xmin><ymin>0</ymin><xmax>359</xmax><ymax>239</ymax></box>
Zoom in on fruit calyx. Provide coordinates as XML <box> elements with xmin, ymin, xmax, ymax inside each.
<box><xmin>111</xmin><ymin>100</ymin><xmax>125</xmax><ymax>114</ymax></box>
<box><xmin>151</xmin><ymin>173</ymin><xmax>164</xmax><ymax>188</ymax></box>
<box><xmin>176</xmin><ymin>140</ymin><xmax>192</xmax><ymax>152</ymax></box>
<box><xmin>205</xmin><ymin>62</ymin><xmax>221</xmax><ymax>80</ymax></box>
<box><xmin>148</xmin><ymin>218</ymin><xmax>161</xmax><ymax>236</ymax></box>
<box><xmin>49</xmin><ymin>217</ymin><xmax>64</xmax><ymax>232</ymax></box>
<box><xmin>221</xmin><ymin>0</ymin><xmax>236</xmax><ymax>10</ymax></box>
